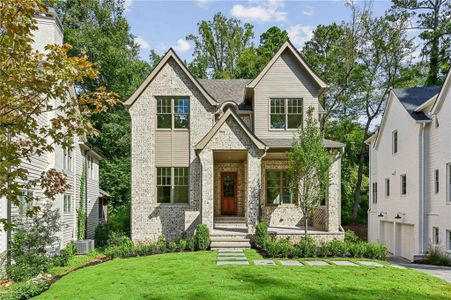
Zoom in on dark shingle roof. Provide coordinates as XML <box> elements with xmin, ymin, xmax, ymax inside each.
<box><xmin>198</xmin><ymin>79</ymin><xmax>251</xmax><ymax>110</ymax></box>
<box><xmin>262</xmin><ymin>138</ymin><xmax>345</xmax><ymax>149</ymax></box>
<box><xmin>393</xmin><ymin>86</ymin><xmax>441</xmax><ymax>121</ymax></box>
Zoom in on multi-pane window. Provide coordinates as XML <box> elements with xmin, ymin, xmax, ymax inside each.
<box><xmin>432</xmin><ymin>227</ymin><xmax>439</xmax><ymax>244</ymax></box>
<box><xmin>157</xmin><ymin>97</ymin><xmax>189</xmax><ymax>129</ymax></box>
<box><xmin>392</xmin><ymin>130</ymin><xmax>398</xmax><ymax>154</ymax></box>
<box><xmin>266</xmin><ymin>170</ymin><xmax>292</xmax><ymax>205</ymax></box>
<box><xmin>18</xmin><ymin>190</ymin><xmax>33</xmax><ymax>216</ymax></box>
<box><xmin>385</xmin><ymin>178</ymin><xmax>390</xmax><ymax>197</ymax></box>
<box><xmin>63</xmin><ymin>148</ymin><xmax>72</xmax><ymax>171</ymax></box>
<box><xmin>435</xmin><ymin>169</ymin><xmax>440</xmax><ymax>194</ymax></box>
<box><xmin>270</xmin><ymin>98</ymin><xmax>302</xmax><ymax>129</ymax></box>
<box><xmin>401</xmin><ymin>174</ymin><xmax>407</xmax><ymax>195</ymax></box>
<box><xmin>372</xmin><ymin>182</ymin><xmax>377</xmax><ymax>204</ymax></box>
<box><xmin>87</xmin><ymin>156</ymin><xmax>94</xmax><ymax>179</ymax></box>
<box><xmin>157</xmin><ymin>167</ymin><xmax>189</xmax><ymax>203</ymax></box>
<box><xmin>64</xmin><ymin>194</ymin><xmax>72</xmax><ymax>213</ymax></box>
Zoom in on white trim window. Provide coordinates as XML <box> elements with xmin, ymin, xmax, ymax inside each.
<box><xmin>372</xmin><ymin>182</ymin><xmax>377</xmax><ymax>204</ymax></box>
<box><xmin>392</xmin><ymin>130</ymin><xmax>398</xmax><ymax>154</ymax></box>
<box><xmin>385</xmin><ymin>178</ymin><xmax>390</xmax><ymax>197</ymax></box>
<box><xmin>432</xmin><ymin>227</ymin><xmax>439</xmax><ymax>245</ymax></box>
<box><xmin>63</xmin><ymin>194</ymin><xmax>72</xmax><ymax>213</ymax></box>
<box><xmin>63</xmin><ymin>148</ymin><xmax>73</xmax><ymax>171</ymax></box>
<box><xmin>157</xmin><ymin>167</ymin><xmax>189</xmax><ymax>204</ymax></box>
<box><xmin>401</xmin><ymin>174</ymin><xmax>407</xmax><ymax>195</ymax></box>
<box><xmin>435</xmin><ymin>169</ymin><xmax>439</xmax><ymax>194</ymax></box>
<box><xmin>87</xmin><ymin>155</ymin><xmax>94</xmax><ymax>179</ymax></box>
<box><xmin>270</xmin><ymin>98</ymin><xmax>303</xmax><ymax>130</ymax></box>
<box><xmin>18</xmin><ymin>190</ymin><xmax>33</xmax><ymax>216</ymax></box>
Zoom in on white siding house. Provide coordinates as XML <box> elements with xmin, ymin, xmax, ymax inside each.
<box><xmin>0</xmin><ymin>9</ymin><xmax>107</xmax><ymax>254</ymax></box>
<box><xmin>367</xmin><ymin>72</ymin><xmax>451</xmax><ymax>261</ymax></box>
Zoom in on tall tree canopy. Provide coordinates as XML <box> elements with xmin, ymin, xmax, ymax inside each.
<box><xmin>187</xmin><ymin>12</ymin><xmax>254</xmax><ymax>79</ymax></box>
<box><xmin>54</xmin><ymin>0</ymin><xmax>151</xmax><ymax>209</ymax></box>
<box><xmin>390</xmin><ymin>0</ymin><xmax>451</xmax><ymax>85</ymax></box>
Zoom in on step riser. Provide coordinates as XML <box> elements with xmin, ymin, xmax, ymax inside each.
<box><xmin>214</xmin><ymin>224</ymin><xmax>248</xmax><ymax>229</ymax></box>
<box><xmin>211</xmin><ymin>238</ymin><xmax>250</xmax><ymax>242</ymax></box>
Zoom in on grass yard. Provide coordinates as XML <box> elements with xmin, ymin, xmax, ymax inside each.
<box><xmin>36</xmin><ymin>250</ymin><xmax>450</xmax><ymax>300</ymax></box>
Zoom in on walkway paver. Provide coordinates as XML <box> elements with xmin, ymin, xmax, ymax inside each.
<box><xmin>280</xmin><ymin>260</ymin><xmax>303</xmax><ymax>266</ymax></box>
<box><xmin>217</xmin><ymin>256</ymin><xmax>247</xmax><ymax>261</ymax></box>
<box><xmin>331</xmin><ymin>261</ymin><xmax>358</xmax><ymax>266</ymax></box>
<box><xmin>304</xmin><ymin>260</ymin><xmax>330</xmax><ymax>266</ymax></box>
<box><xmin>217</xmin><ymin>261</ymin><xmax>249</xmax><ymax>265</ymax></box>
<box><xmin>218</xmin><ymin>252</ymin><xmax>246</xmax><ymax>257</ymax></box>
<box><xmin>254</xmin><ymin>260</ymin><xmax>276</xmax><ymax>266</ymax></box>
<box><xmin>217</xmin><ymin>249</ymin><xmax>243</xmax><ymax>253</ymax></box>
<box><xmin>358</xmin><ymin>261</ymin><xmax>384</xmax><ymax>267</ymax></box>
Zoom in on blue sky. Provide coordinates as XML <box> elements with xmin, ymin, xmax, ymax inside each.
<box><xmin>125</xmin><ymin>0</ymin><xmax>393</xmax><ymax>62</ymax></box>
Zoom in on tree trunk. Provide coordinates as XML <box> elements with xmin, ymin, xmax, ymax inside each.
<box><xmin>352</xmin><ymin>119</ymin><xmax>371</xmax><ymax>224</ymax></box>
<box><xmin>304</xmin><ymin>216</ymin><xmax>308</xmax><ymax>240</ymax></box>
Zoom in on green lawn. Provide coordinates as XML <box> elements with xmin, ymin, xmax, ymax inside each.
<box><xmin>35</xmin><ymin>250</ymin><xmax>450</xmax><ymax>300</ymax></box>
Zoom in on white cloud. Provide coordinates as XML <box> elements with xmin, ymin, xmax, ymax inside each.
<box><xmin>287</xmin><ymin>24</ymin><xmax>314</xmax><ymax>48</ymax></box>
<box><xmin>195</xmin><ymin>0</ymin><xmax>209</xmax><ymax>7</ymax></box>
<box><xmin>124</xmin><ymin>0</ymin><xmax>133</xmax><ymax>12</ymax></box>
<box><xmin>174</xmin><ymin>39</ymin><xmax>191</xmax><ymax>52</ymax></box>
<box><xmin>303</xmin><ymin>6</ymin><xmax>314</xmax><ymax>16</ymax></box>
<box><xmin>134</xmin><ymin>37</ymin><xmax>149</xmax><ymax>49</ymax></box>
<box><xmin>230</xmin><ymin>0</ymin><xmax>287</xmax><ymax>23</ymax></box>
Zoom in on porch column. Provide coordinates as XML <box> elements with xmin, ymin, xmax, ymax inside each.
<box><xmin>326</xmin><ymin>156</ymin><xmax>341</xmax><ymax>232</ymax></box>
<box><xmin>199</xmin><ymin>150</ymin><xmax>214</xmax><ymax>231</ymax></box>
<box><xmin>246</xmin><ymin>151</ymin><xmax>262</xmax><ymax>233</ymax></box>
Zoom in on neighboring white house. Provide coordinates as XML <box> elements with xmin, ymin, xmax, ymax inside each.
<box><xmin>0</xmin><ymin>9</ymin><xmax>108</xmax><ymax>254</ymax></box>
<box><xmin>366</xmin><ymin>71</ymin><xmax>451</xmax><ymax>261</ymax></box>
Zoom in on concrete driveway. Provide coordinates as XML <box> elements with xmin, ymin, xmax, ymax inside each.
<box><xmin>389</xmin><ymin>256</ymin><xmax>451</xmax><ymax>283</ymax></box>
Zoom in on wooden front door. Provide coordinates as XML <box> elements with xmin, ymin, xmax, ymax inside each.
<box><xmin>221</xmin><ymin>172</ymin><xmax>237</xmax><ymax>215</ymax></box>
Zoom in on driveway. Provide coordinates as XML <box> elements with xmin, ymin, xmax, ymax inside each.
<box><xmin>389</xmin><ymin>256</ymin><xmax>451</xmax><ymax>283</ymax></box>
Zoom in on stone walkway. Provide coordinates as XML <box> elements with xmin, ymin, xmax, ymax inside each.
<box><xmin>216</xmin><ymin>251</ymin><xmax>399</xmax><ymax>269</ymax></box>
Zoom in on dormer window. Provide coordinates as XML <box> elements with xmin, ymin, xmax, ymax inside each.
<box><xmin>270</xmin><ymin>98</ymin><xmax>302</xmax><ymax>129</ymax></box>
<box><xmin>157</xmin><ymin>97</ymin><xmax>189</xmax><ymax>129</ymax></box>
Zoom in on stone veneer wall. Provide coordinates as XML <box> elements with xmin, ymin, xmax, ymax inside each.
<box><xmin>199</xmin><ymin>117</ymin><xmax>264</xmax><ymax>232</ymax></box>
<box><xmin>129</xmin><ymin>58</ymin><xmax>215</xmax><ymax>242</ymax></box>
<box><xmin>326</xmin><ymin>155</ymin><xmax>341</xmax><ymax>232</ymax></box>
<box><xmin>214</xmin><ymin>163</ymin><xmax>245</xmax><ymax>217</ymax></box>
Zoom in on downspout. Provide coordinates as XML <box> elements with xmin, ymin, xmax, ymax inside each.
<box><xmin>72</xmin><ymin>137</ymin><xmax>77</xmax><ymax>240</ymax></box>
<box><xmin>419</xmin><ymin>122</ymin><xmax>427</xmax><ymax>254</ymax></box>
<box><xmin>367</xmin><ymin>141</ymin><xmax>372</xmax><ymax>238</ymax></box>
<box><xmin>258</xmin><ymin>147</ymin><xmax>269</xmax><ymax>223</ymax></box>
<box><xmin>6</xmin><ymin>132</ymin><xmax>12</xmax><ymax>266</ymax></box>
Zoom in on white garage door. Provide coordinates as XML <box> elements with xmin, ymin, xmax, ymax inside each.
<box><xmin>397</xmin><ymin>224</ymin><xmax>415</xmax><ymax>261</ymax></box>
<box><xmin>380</xmin><ymin>221</ymin><xmax>395</xmax><ymax>254</ymax></box>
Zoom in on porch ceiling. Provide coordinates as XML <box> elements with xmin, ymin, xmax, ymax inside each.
<box><xmin>213</xmin><ymin>150</ymin><xmax>247</xmax><ymax>163</ymax></box>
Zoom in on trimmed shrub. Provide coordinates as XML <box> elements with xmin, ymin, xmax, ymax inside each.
<box><xmin>133</xmin><ymin>243</ymin><xmax>156</xmax><ymax>256</ymax></box>
<box><xmin>107</xmin><ymin>233</ymin><xmax>133</xmax><ymax>248</ymax></box>
<box><xmin>253</xmin><ymin>223</ymin><xmax>269</xmax><ymax>249</ymax></box>
<box><xmin>348</xmin><ymin>242</ymin><xmax>367</xmax><ymax>258</ymax></box>
<box><xmin>168</xmin><ymin>242</ymin><xmax>177</xmax><ymax>252</ymax></box>
<box><xmin>344</xmin><ymin>230</ymin><xmax>360</xmax><ymax>243</ymax></box>
<box><xmin>157</xmin><ymin>235</ymin><xmax>167</xmax><ymax>253</ymax></box>
<box><xmin>265</xmin><ymin>238</ymin><xmax>293</xmax><ymax>258</ymax></box>
<box><xmin>365</xmin><ymin>242</ymin><xmax>388</xmax><ymax>260</ymax></box>
<box><xmin>425</xmin><ymin>246</ymin><xmax>451</xmax><ymax>266</ymax></box>
<box><xmin>52</xmin><ymin>242</ymin><xmax>76</xmax><ymax>267</ymax></box>
<box><xmin>186</xmin><ymin>239</ymin><xmax>195</xmax><ymax>251</ymax></box>
<box><xmin>194</xmin><ymin>224</ymin><xmax>210</xmax><ymax>251</ymax></box>
<box><xmin>295</xmin><ymin>237</ymin><xmax>317</xmax><ymax>258</ymax></box>
<box><xmin>5</xmin><ymin>279</ymin><xmax>50</xmax><ymax>300</ymax></box>
<box><xmin>177</xmin><ymin>239</ymin><xmax>187</xmax><ymax>251</ymax></box>
<box><xmin>328</xmin><ymin>239</ymin><xmax>348</xmax><ymax>257</ymax></box>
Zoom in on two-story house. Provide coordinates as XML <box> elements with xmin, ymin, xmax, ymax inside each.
<box><xmin>0</xmin><ymin>9</ymin><xmax>108</xmax><ymax>254</ymax></box>
<box><xmin>366</xmin><ymin>70</ymin><xmax>451</xmax><ymax>261</ymax></box>
<box><xmin>126</xmin><ymin>41</ymin><xmax>345</xmax><ymax>248</ymax></box>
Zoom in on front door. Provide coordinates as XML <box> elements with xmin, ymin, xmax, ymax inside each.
<box><xmin>221</xmin><ymin>172</ymin><xmax>237</xmax><ymax>215</ymax></box>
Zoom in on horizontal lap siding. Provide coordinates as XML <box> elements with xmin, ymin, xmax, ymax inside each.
<box><xmin>254</xmin><ymin>50</ymin><xmax>320</xmax><ymax>140</ymax></box>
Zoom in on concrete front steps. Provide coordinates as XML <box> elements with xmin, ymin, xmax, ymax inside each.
<box><xmin>211</xmin><ymin>217</ymin><xmax>251</xmax><ymax>249</ymax></box>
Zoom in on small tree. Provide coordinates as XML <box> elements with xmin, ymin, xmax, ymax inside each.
<box><xmin>288</xmin><ymin>108</ymin><xmax>333</xmax><ymax>239</ymax></box>
<box><xmin>77</xmin><ymin>165</ymin><xmax>87</xmax><ymax>240</ymax></box>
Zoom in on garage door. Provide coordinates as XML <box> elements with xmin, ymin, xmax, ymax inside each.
<box><xmin>380</xmin><ymin>221</ymin><xmax>394</xmax><ymax>254</ymax></box>
<box><xmin>397</xmin><ymin>224</ymin><xmax>415</xmax><ymax>261</ymax></box>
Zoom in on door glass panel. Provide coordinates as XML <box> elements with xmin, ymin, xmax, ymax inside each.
<box><xmin>223</xmin><ymin>175</ymin><xmax>235</xmax><ymax>197</ymax></box>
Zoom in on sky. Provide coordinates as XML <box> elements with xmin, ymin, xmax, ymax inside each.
<box><xmin>124</xmin><ymin>0</ymin><xmax>393</xmax><ymax>62</ymax></box>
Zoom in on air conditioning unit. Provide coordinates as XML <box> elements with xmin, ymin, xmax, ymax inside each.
<box><xmin>74</xmin><ymin>239</ymin><xmax>95</xmax><ymax>255</ymax></box>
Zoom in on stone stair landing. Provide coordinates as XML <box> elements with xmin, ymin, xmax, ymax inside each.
<box><xmin>211</xmin><ymin>217</ymin><xmax>251</xmax><ymax>249</ymax></box>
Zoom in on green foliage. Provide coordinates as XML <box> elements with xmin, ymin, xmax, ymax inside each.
<box><xmin>265</xmin><ymin>238</ymin><xmax>294</xmax><ymax>258</ymax></box>
<box><xmin>425</xmin><ymin>246</ymin><xmax>451</xmax><ymax>266</ymax></box>
<box><xmin>194</xmin><ymin>224</ymin><xmax>211</xmax><ymax>251</ymax></box>
<box><xmin>52</xmin><ymin>242</ymin><xmax>76</xmax><ymax>267</ymax></box>
<box><xmin>7</xmin><ymin>202</ymin><xmax>61</xmax><ymax>281</ymax></box>
<box><xmin>288</xmin><ymin>108</ymin><xmax>333</xmax><ymax>237</ymax></box>
<box><xmin>177</xmin><ymin>239</ymin><xmax>187</xmax><ymax>252</ymax></box>
<box><xmin>4</xmin><ymin>279</ymin><xmax>50</xmax><ymax>300</ymax></box>
<box><xmin>327</xmin><ymin>239</ymin><xmax>348</xmax><ymax>257</ymax></box>
<box><xmin>157</xmin><ymin>235</ymin><xmax>167</xmax><ymax>253</ymax></box>
<box><xmin>344</xmin><ymin>229</ymin><xmax>361</xmax><ymax>243</ymax></box>
<box><xmin>364</xmin><ymin>243</ymin><xmax>388</xmax><ymax>260</ymax></box>
<box><xmin>168</xmin><ymin>242</ymin><xmax>177</xmax><ymax>253</ymax></box>
<box><xmin>295</xmin><ymin>237</ymin><xmax>318</xmax><ymax>258</ymax></box>
<box><xmin>253</xmin><ymin>223</ymin><xmax>270</xmax><ymax>249</ymax></box>
<box><xmin>348</xmin><ymin>242</ymin><xmax>367</xmax><ymax>258</ymax></box>
<box><xmin>78</xmin><ymin>166</ymin><xmax>87</xmax><ymax>240</ymax></box>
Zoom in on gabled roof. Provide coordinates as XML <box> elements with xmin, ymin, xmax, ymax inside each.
<box><xmin>124</xmin><ymin>49</ymin><xmax>217</xmax><ymax>107</ymax></box>
<box><xmin>246</xmin><ymin>40</ymin><xmax>327</xmax><ymax>92</ymax></box>
<box><xmin>198</xmin><ymin>79</ymin><xmax>252</xmax><ymax>110</ymax></box>
<box><xmin>393</xmin><ymin>86</ymin><xmax>441</xmax><ymax>121</ymax></box>
<box><xmin>195</xmin><ymin>108</ymin><xmax>266</xmax><ymax>151</ymax></box>
<box><xmin>431</xmin><ymin>69</ymin><xmax>451</xmax><ymax>114</ymax></box>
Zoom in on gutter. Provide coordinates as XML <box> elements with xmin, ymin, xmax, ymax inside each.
<box><xmin>418</xmin><ymin>121</ymin><xmax>429</xmax><ymax>254</ymax></box>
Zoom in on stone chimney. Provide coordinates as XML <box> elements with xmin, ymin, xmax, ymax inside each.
<box><xmin>32</xmin><ymin>7</ymin><xmax>64</xmax><ymax>53</ymax></box>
